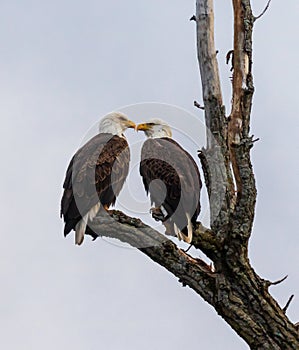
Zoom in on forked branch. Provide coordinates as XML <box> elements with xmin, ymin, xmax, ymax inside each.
<box><xmin>227</xmin><ymin>0</ymin><xmax>257</xmax><ymax>246</ymax></box>
<box><xmin>195</xmin><ymin>0</ymin><xmax>234</xmax><ymax>235</ymax></box>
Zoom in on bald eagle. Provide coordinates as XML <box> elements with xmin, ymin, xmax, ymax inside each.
<box><xmin>137</xmin><ymin>120</ymin><xmax>201</xmax><ymax>243</ymax></box>
<box><xmin>61</xmin><ymin>112</ymin><xmax>136</xmax><ymax>245</ymax></box>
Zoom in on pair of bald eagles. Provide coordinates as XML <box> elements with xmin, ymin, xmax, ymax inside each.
<box><xmin>61</xmin><ymin>112</ymin><xmax>202</xmax><ymax>245</ymax></box>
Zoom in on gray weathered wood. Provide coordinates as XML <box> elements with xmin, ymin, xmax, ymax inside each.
<box><xmin>84</xmin><ymin>1</ymin><xmax>299</xmax><ymax>348</ymax></box>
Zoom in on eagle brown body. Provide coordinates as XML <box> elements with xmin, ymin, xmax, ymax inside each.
<box><xmin>61</xmin><ymin>134</ymin><xmax>130</xmax><ymax>237</ymax></box>
<box><xmin>61</xmin><ymin>112</ymin><xmax>135</xmax><ymax>245</ymax></box>
<box><xmin>139</xmin><ymin>136</ymin><xmax>202</xmax><ymax>243</ymax></box>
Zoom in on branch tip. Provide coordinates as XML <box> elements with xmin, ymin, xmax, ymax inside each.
<box><xmin>226</xmin><ymin>50</ymin><xmax>234</xmax><ymax>65</ymax></box>
<box><xmin>269</xmin><ymin>275</ymin><xmax>288</xmax><ymax>287</ymax></box>
<box><xmin>226</xmin><ymin>50</ymin><xmax>234</xmax><ymax>71</ymax></box>
<box><xmin>254</xmin><ymin>0</ymin><xmax>272</xmax><ymax>21</ymax></box>
<box><xmin>194</xmin><ymin>100</ymin><xmax>205</xmax><ymax>110</ymax></box>
<box><xmin>282</xmin><ymin>295</ymin><xmax>294</xmax><ymax>314</ymax></box>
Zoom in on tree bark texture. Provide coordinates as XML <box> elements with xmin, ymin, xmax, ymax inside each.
<box><xmin>88</xmin><ymin>1</ymin><xmax>298</xmax><ymax>348</ymax></box>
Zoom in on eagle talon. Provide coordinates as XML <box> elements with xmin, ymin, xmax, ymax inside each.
<box><xmin>150</xmin><ymin>207</ymin><xmax>165</xmax><ymax>222</ymax></box>
<box><xmin>103</xmin><ymin>204</ymin><xmax>110</xmax><ymax>211</ymax></box>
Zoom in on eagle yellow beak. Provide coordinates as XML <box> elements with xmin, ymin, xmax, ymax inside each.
<box><xmin>126</xmin><ymin>120</ymin><xmax>137</xmax><ymax>130</ymax></box>
<box><xmin>137</xmin><ymin>123</ymin><xmax>151</xmax><ymax>131</ymax></box>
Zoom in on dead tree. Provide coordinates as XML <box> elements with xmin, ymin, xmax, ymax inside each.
<box><xmin>87</xmin><ymin>1</ymin><xmax>298</xmax><ymax>348</ymax></box>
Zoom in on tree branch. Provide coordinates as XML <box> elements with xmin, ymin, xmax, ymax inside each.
<box><xmin>254</xmin><ymin>0</ymin><xmax>272</xmax><ymax>21</ymax></box>
<box><xmin>86</xmin><ymin>210</ymin><xmax>216</xmax><ymax>304</ymax></box>
<box><xmin>263</xmin><ymin>275</ymin><xmax>289</xmax><ymax>289</ymax></box>
<box><xmin>283</xmin><ymin>295</ymin><xmax>295</xmax><ymax>314</ymax></box>
<box><xmin>196</xmin><ymin>0</ymin><xmax>235</xmax><ymax>236</ymax></box>
<box><xmin>227</xmin><ymin>0</ymin><xmax>257</xmax><ymax>250</ymax></box>
<box><xmin>195</xmin><ymin>0</ymin><xmax>225</xmax><ymax>149</ymax></box>
<box><xmin>193</xmin><ymin>100</ymin><xmax>205</xmax><ymax>110</ymax></box>
<box><xmin>193</xmin><ymin>1</ymin><xmax>298</xmax><ymax>347</ymax></box>
<box><xmin>85</xmin><ymin>210</ymin><xmax>299</xmax><ymax>348</ymax></box>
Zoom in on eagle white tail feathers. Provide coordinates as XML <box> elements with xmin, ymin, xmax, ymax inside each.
<box><xmin>185</xmin><ymin>213</ymin><xmax>193</xmax><ymax>243</ymax></box>
<box><xmin>173</xmin><ymin>213</ymin><xmax>193</xmax><ymax>244</ymax></box>
<box><xmin>75</xmin><ymin>216</ymin><xmax>87</xmax><ymax>245</ymax></box>
<box><xmin>75</xmin><ymin>202</ymin><xmax>101</xmax><ymax>245</ymax></box>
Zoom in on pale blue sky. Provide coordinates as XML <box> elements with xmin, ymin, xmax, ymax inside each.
<box><xmin>0</xmin><ymin>1</ymin><xmax>298</xmax><ymax>349</ymax></box>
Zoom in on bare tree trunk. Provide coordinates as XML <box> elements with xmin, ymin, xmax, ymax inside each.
<box><xmin>195</xmin><ymin>1</ymin><xmax>298</xmax><ymax>347</ymax></box>
<box><xmin>87</xmin><ymin>0</ymin><xmax>299</xmax><ymax>348</ymax></box>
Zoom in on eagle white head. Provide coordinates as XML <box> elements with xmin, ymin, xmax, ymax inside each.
<box><xmin>137</xmin><ymin>119</ymin><xmax>172</xmax><ymax>138</ymax></box>
<box><xmin>99</xmin><ymin>112</ymin><xmax>136</xmax><ymax>136</ymax></box>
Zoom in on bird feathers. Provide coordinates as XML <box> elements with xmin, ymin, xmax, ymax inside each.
<box><xmin>61</xmin><ymin>133</ymin><xmax>130</xmax><ymax>244</ymax></box>
<box><xmin>140</xmin><ymin>137</ymin><xmax>201</xmax><ymax>243</ymax></box>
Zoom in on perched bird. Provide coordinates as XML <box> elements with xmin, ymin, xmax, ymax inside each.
<box><xmin>137</xmin><ymin>119</ymin><xmax>201</xmax><ymax>243</ymax></box>
<box><xmin>61</xmin><ymin>112</ymin><xmax>136</xmax><ymax>245</ymax></box>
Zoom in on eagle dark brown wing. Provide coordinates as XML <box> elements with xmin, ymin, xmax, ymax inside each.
<box><xmin>61</xmin><ymin>133</ymin><xmax>130</xmax><ymax>237</ymax></box>
<box><xmin>140</xmin><ymin>137</ymin><xmax>201</xmax><ymax>237</ymax></box>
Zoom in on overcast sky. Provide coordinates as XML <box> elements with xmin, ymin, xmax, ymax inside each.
<box><xmin>0</xmin><ymin>1</ymin><xmax>298</xmax><ymax>349</ymax></box>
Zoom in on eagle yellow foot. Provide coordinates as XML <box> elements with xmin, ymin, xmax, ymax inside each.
<box><xmin>101</xmin><ymin>204</ymin><xmax>113</xmax><ymax>216</ymax></box>
<box><xmin>150</xmin><ymin>207</ymin><xmax>165</xmax><ymax>222</ymax></box>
